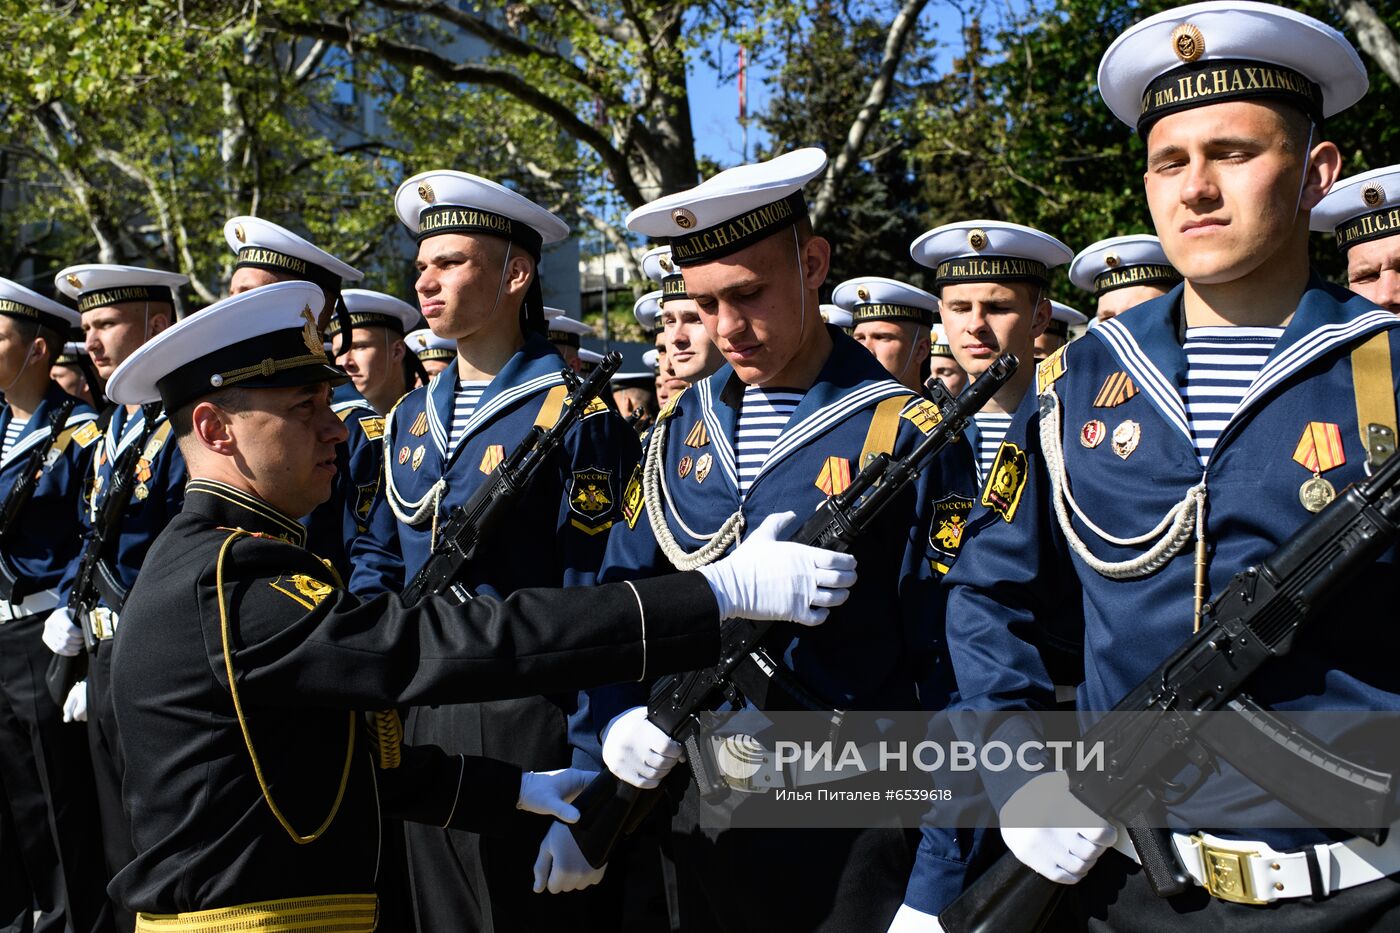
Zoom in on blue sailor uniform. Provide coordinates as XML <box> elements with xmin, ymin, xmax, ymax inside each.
<box><xmin>54</xmin><ymin>402</ymin><xmax>185</xmax><ymax>924</ymax></box>
<box><xmin>946</xmin><ymin>280</ymin><xmax>1400</xmax><ymax>882</ymax></box>
<box><xmin>598</xmin><ymin>327</ymin><xmax>984</xmax><ymax>928</ymax></box>
<box><xmin>353</xmin><ymin>332</ymin><xmax>641</xmax><ymax>931</ymax></box>
<box><xmin>0</xmin><ymin>383</ymin><xmax>115</xmax><ymax>933</ymax></box>
<box><xmin>302</xmin><ymin>388</ymin><xmax>386</xmax><ymax>581</ymax></box>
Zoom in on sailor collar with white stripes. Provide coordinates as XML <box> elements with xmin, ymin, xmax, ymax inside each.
<box><xmin>1081</xmin><ymin>277</ymin><xmax>1399</xmax><ymax>453</ymax></box>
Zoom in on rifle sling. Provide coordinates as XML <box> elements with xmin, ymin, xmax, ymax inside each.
<box><xmin>78</xmin><ymin>405</ymin><xmax>162</xmax><ymax>614</ymax></box>
<box><xmin>532</xmin><ymin>384</ymin><xmax>569</xmax><ymax>430</ymax></box>
<box><xmin>1352</xmin><ymin>332</ymin><xmax>1397</xmax><ymax>469</ymax></box>
<box><xmin>0</xmin><ymin>397</ymin><xmax>78</xmax><ymax>543</ymax></box>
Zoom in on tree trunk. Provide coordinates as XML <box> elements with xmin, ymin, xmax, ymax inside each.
<box><xmin>1330</xmin><ymin>0</ymin><xmax>1400</xmax><ymax>86</ymax></box>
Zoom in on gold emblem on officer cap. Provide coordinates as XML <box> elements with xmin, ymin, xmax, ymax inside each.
<box><xmin>1363</xmin><ymin>183</ymin><xmax>1386</xmax><ymax>208</ymax></box>
<box><xmin>234</xmin><ymin>224</ymin><xmax>246</xmax><ymax>243</ymax></box>
<box><xmin>418</xmin><ymin>183</ymin><xmax>435</xmax><ymax>203</ymax></box>
<box><xmin>967</xmin><ymin>228</ymin><xmax>988</xmax><ymax>251</ymax></box>
<box><xmin>1104</xmin><ymin>254</ymin><xmax>1120</xmax><ymax>268</ymax></box>
<box><xmin>65</xmin><ymin>274</ymin><xmax>82</xmax><ymax>289</ymax></box>
<box><xmin>1171</xmin><ymin>23</ymin><xmax>1204</xmax><ymax>63</ymax></box>
<box><xmin>672</xmin><ymin>208</ymin><xmax>697</xmax><ymax>229</ymax></box>
<box><xmin>301</xmin><ymin>305</ymin><xmax>323</xmax><ymax>356</ymax></box>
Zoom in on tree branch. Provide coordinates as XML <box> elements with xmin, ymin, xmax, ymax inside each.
<box><xmin>811</xmin><ymin>0</ymin><xmax>930</xmax><ymax>229</ymax></box>
<box><xmin>265</xmin><ymin>12</ymin><xmax>645</xmax><ymax>206</ymax></box>
<box><xmin>1329</xmin><ymin>0</ymin><xmax>1400</xmax><ymax>86</ymax></box>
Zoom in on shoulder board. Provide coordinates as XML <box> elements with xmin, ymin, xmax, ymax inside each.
<box><xmin>899</xmin><ymin>398</ymin><xmax>943</xmax><ymax>436</ymax></box>
<box><xmin>141</xmin><ymin>421</ymin><xmax>174</xmax><ymax>460</ymax></box>
<box><xmin>581</xmin><ymin>396</ymin><xmax>610</xmax><ymax>419</ymax></box>
<box><xmin>69</xmin><ymin>420</ymin><xmax>102</xmax><ymax>449</ymax></box>
<box><xmin>1036</xmin><ymin>344</ymin><xmax>1068</xmax><ymax>394</ymax></box>
<box><xmin>657</xmin><ymin>385</ymin><xmax>688</xmax><ymax>423</ymax></box>
<box><xmin>358</xmin><ymin>416</ymin><xmax>386</xmax><ymax>440</ymax></box>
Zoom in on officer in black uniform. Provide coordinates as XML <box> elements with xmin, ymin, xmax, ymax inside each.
<box><xmin>102</xmin><ymin>281</ymin><xmax>856</xmax><ymax>931</ymax></box>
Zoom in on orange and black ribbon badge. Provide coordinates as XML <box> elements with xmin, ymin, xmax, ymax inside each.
<box><xmin>684</xmin><ymin>421</ymin><xmax>710</xmax><ymax>448</ymax></box>
<box><xmin>814</xmin><ymin>456</ymin><xmax>852</xmax><ymax>496</ymax></box>
<box><xmin>1093</xmin><ymin>371</ymin><xmax>1139</xmax><ymax>408</ymax></box>
<box><xmin>479</xmin><ymin>444</ymin><xmax>505</xmax><ymax>474</ymax></box>
<box><xmin>409</xmin><ymin>412</ymin><xmax>429</xmax><ymax>437</ymax></box>
<box><xmin>1293</xmin><ymin>422</ymin><xmax>1345</xmax><ymax>513</ymax></box>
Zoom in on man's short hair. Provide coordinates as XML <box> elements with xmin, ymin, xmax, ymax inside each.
<box><xmin>169</xmin><ymin>387</ymin><xmax>256</xmax><ymax>438</ymax></box>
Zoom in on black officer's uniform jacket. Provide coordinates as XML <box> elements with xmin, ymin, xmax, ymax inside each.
<box><xmin>109</xmin><ymin>478</ymin><xmax>718</xmax><ymax>915</ymax></box>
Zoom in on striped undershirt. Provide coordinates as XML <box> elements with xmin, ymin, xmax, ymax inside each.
<box><xmin>973</xmin><ymin>412</ymin><xmax>1013</xmax><ymax>481</ymax></box>
<box><xmin>1</xmin><ymin>418</ymin><xmax>27</xmax><ymax>460</ymax></box>
<box><xmin>1183</xmin><ymin>326</ymin><xmax>1282</xmax><ymax>466</ymax></box>
<box><xmin>449</xmin><ymin>380</ymin><xmax>490</xmax><ymax>450</ymax></box>
<box><xmin>735</xmin><ymin>386</ymin><xmax>803</xmax><ymax>496</ymax></box>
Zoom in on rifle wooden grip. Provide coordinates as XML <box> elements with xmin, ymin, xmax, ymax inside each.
<box><xmin>939</xmin><ymin>852</ymin><xmax>1063</xmax><ymax>933</ymax></box>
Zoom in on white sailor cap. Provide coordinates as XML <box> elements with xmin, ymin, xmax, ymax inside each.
<box><xmin>543</xmin><ymin>308</ymin><xmax>595</xmax><ymax>348</ymax></box>
<box><xmin>930</xmin><ymin>323</ymin><xmax>955</xmax><ymax>358</ymax></box>
<box><xmin>1098</xmin><ymin>1</ymin><xmax>1367</xmax><ymax>133</ymax></box>
<box><xmin>225</xmin><ymin>217</ymin><xmax>363</xmax><ymax>290</ymax></box>
<box><xmin>0</xmin><ymin>277</ymin><xmax>80</xmax><ymax>333</ymax></box>
<box><xmin>394</xmin><ymin>170</ymin><xmax>569</xmax><ymax>259</ymax></box>
<box><xmin>642</xmin><ymin>348</ymin><xmax>660</xmax><ymax>372</ymax></box>
<box><xmin>54</xmin><ymin>264</ymin><xmax>187</xmax><ymax>314</ymax></box>
<box><xmin>819</xmin><ymin>303</ymin><xmax>854</xmax><ymax>330</ymax></box>
<box><xmin>405</xmin><ymin>327</ymin><xmax>456</xmax><ymax>363</ymax></box>
<box><xmin>626</xmin><ymin>149</ymin><xmax>827</xmax><ymax>266</ymax></box>
<box><xmin>1069</xmin><ymin>234</ymin><xmax>1182</xmax><ymax>296</ymax></box>
<box><xmin>56</xmin><ymin>342</ymin><xmax>91</xmax><ymax>366</ymax></box>
<box><xmin>911</xmin><ymin>220</ymin><xmax>1072</xmax><ymax>292</ymax></box>
<box><xmin>327</xmin><ymin>289</ymin><xmax>421</xmax><ymax>337</ymax></box>
<box><xmin>634</xmin><ymin>290</ymin><xmax>662</xmax><ymax>333</ymax></box>
<box><xmin>106</xmin><ymin>281</ymin><xmax>344</xmax><ymax>409</ymax></box>
<box><xmin>1311</xmin><ymin>165</ymin><xmax>1400</xmax><ymax>252</ymax></box>
<box><xmin>641</xmin><ymin>246</ymin><xmax>690</xmax><ymax>304</ymax></box>
<box><xmin>611</xmin><ymin>370</ymin><xmax>655</xmax><ymax>388</ymax></box>
<box><xmin>832</xmin><ymin>276</ymin><xmax>938</xmax><ymax>328</ymax></box>
<box><xmin>1047</xmin><ymin>301</ymin><xmax>1088</xmax><ymax>339</ymax></box>
<box><xmin>577</xmin><ymin>347</ymin><xmax>605</xmax><ymax>373</ymax></box>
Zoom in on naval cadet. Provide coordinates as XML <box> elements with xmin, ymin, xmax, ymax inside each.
<box><xmin>944</xmin><ymin>3</ymin><xmax>1400</xmax><ymax>927</ymax></box>
<box><xmin>910</xmin><ymin>220</ymin><xmax>1073</xmax><ymax>484</ymax></box>
<box><xmin>406</xmin><ymin>326</ymin><xmax>456</xmax><ymax>383</ymax></box>
<box><xmin>103</xmin><ymin>280</ymin><xmax>855</xmax><ymax>932</ymax></box>
<box><xmin>1068</xmin><ymin>234</ymin><xmax>1183</xmax><ymax>324</ymax></box>
<box><xmin>0</xmin><ymin>277</ymin><xmax>112</xmax><ymax>933</ymax></box>
<box><xmin>1313</xmin><ymin>164</ymin><xmax>1400</xmax><ymax>313</ymax></box>
<box><xmin>52</xmin><ymin>341</ymin><xmax>101</xmax><ymax>407</ymax></box>
<box><xmin>928</xmin><ymin>325</ymin><xmax>968</xmax><ymax>397</ymax></box>
<box><xmin>1035</xmin><ymin>301</ymin><xmax>1088</xmax><ymax>362</ymax></box>
<box><xmin>832</xmin><ymin>276</ymin><xmax>938</xmax><ymax>394</ymax></box>
<box><xmin>330</xmin><ymin>289</ymin><xmax>421</xmax><ymax>415</ymax></box>
<box><xmin>644</xmin><ymin>245</ymin><xmax>725</xmax><ymax>387</ymax></box>
<box><xmin>546</xmin><ymin>306</ymin><xmax>593</xmax><ymax>373</ymax></box>
<box><xmin>610</xmin><ymin>368</ymin><xmax>658</xmax><ymax>431</ymax></box>
<box><xmin>43</xmin><ymin>263</ymin><xmax>189</xmax><ymax>930</ymax></box>
<box><xmin>352</xmin><ymin>169</ymin><xmax>644</xmax><ymax>930</ymax></box>
<box><xmin>597</xmin><ymin>148</ymin><xmax>983</xmax><ymax>931</ymax></box>
<box><xmin>223</xmin><ymin>217</ymin><xmax>384</xmax><ymax>582</ymax></box>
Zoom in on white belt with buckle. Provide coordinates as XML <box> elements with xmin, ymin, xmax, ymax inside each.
<box><xmin>1113</xmin><ymin>819</ymin><xmax>1400</xmax><ymax>904</ymax></box>
<box><xmin>89</xmin><ymin>607</ymin><xmax>119</xmax><ymax>640</ymax></box>
<box><xmin>0</xmin><ymin>588</ymin><xmax>62</xmax><ymax>623</ymax></box>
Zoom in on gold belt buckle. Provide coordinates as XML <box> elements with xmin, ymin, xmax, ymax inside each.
<box><xmin>1194</xmin><ymin>834</ymin><xmax>1269</xmax><ymax>905</ymax></box>
<box><xmin>89</xmin><ymin>609</ymin><xmax>107</xmax><ymax>640</ymax></box>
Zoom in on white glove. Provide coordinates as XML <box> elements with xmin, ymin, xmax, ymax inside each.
<box><xmin>42</xmin><ymin>607</ymin><xmax>83</xmax><ymax>657</ymax></box>
<box><xmin>516</xmin><ymin>767</ymin><xmax>594</xmax><ymax>823</ymax></box>
<box><xmin>887</xmin><ymin>904</ymin><xmax>945</xmax><ymax>933</ymax></box>
<box><xmin>999</xmin><ymin>771</ymin><xmax>1116</xmax><ymax>884</ymax></box>
<box><xmin>63</xmin><ymin>681</ymin><xmax>88</xmax><ymax>723</ymax></box>
<box><xmin>601</xmin><ymin>706</ymin><xmax>681</xmax><ymax>790</ymax></box>
<box><xmin>697</xmin><ymin>511</ymin><xmax>857</xmax><ymax>624</ymax></box>
<box><xmin>532</xmin><ymin>820</ymin><xmax>607</xmax><ymax>894</ymax></box>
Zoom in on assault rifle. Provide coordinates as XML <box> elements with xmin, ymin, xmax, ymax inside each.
<box><xmin>568</xmin><ymin>354</ymin><xmax>1020</xmax><ymax>868</ymax></box>
<box><xmin>0</xmin><ymin>398</ymin><xmax>78</xmax><ymax>602</ymax></box>
<box><xmin>940</xmin><ymin>397</ymin><xmax>1400</xmax><ymax>933</ymax></box>
<box><xmin>401</xmin><ymin>352</ymin><xmax>622</xmax><ymax>606</ymax></box>
<box><xmin>47</xmin><ymin>405</ymin><xmax>161</xmax><ymax>704</ymax></box>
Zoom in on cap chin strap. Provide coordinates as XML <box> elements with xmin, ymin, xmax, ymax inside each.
<box><xmin>2</xmin><ymin>342</ymin><xmax>37</xmax><ymax>397</ymax></box>
<box><xmin>1291</xmin><ymin>123</ymin><xmax>1316</xmax><ymax>223</ymax></box>
<box><xmin>793</xmin><ymin>226</ymin><xmax>807</xmax><ymax>355</ymax></box>
<box><xmin>897</xmin><ymin>326</ymin><xmax>926</xmax><ymax>387</ymax></box>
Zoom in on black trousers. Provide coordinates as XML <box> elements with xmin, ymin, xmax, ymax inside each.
<box><xmin>86</xmin><ymin>642</ymin><xmax>135</xmax><ymax>931</ymax></box>
<box><xmin>0</xmin><ymin>615</ymin><xmax>113</xmax><ymax>933</ymax></box>
<box><xmin>669</xmin><ymin>787</ymin><xmax>916</xmax><ymax>933</ymax></box>
<box><xmin>1072</xmin><ymin>849</ymin><xmax>1400</xmax><ymax>932</ymax></box>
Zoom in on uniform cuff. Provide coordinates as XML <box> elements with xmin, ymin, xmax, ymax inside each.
<box><xmin>625</xmin><ymin>572</ymin><xmax>720</xmax><ymax>681</ymax></box>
